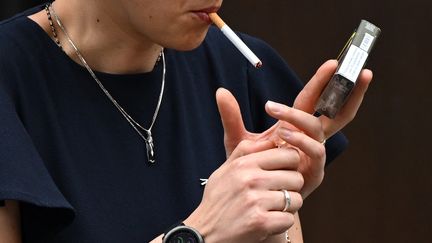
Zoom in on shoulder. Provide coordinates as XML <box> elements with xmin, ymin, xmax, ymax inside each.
<box><xmin>0</xmin><ymin>8</ymin><xmax>31</xmax><ymax>43</ymax></box>
<box><xmin>0</xmin><ymin>17</ymin><xmax>23</xmax><ymax>55</ymax></box>
<box><xmin>0</xmin><ymin>5</ymin><xmax>46</xmax><ymax>59</ymax></box>
<box><xmin>0</xmin><ymin>9</ymin><xmax>49</xmax><ymax>93</ymax></box>
<box><xmin>0</xmin><ymin>16</ymin><xmax>35</xmax><ymax>74</ymax></box>
<box><xmin>0</xmin><ymin>17</ymin><xmax>27</xmax><ymax>94</ymax></box>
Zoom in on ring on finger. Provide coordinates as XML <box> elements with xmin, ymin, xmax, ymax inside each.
<box><xmin>281</xmin><ymin>189</ymin><xmax>291</xmax><ymax>212</ymax></box>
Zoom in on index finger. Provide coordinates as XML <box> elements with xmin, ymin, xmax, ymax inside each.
<box><xmin>265</xmin><ymin>101</ymin><xmax>325</xmax><ymax>143</ymax></box>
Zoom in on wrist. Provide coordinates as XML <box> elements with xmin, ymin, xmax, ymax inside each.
<box><xmin>183</xmin><ymin>206</ymin><xmax>219</xmax><ymax>243</ymax></box>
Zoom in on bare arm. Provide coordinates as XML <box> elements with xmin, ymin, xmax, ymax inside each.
<box><xmin>287</xmin><ymin>213</ymin><xmax>303</xmax><ymax>242</ymax></box>
<box><xmin>149</xmin><ymin>212</ymin><xmax>302</xmax><ymax>243</ymax></box>
<box><xmin>0</xmin><ymin>200</ymin><xmax>22</xmax><ymax>243</ymax></box>
<box><xmin>148</xmin><ymin>205</ymin><xmax>301</xmax><ymax>243</ymax></box>
<box><xmin>149</xmin><ymin>235</ymin><xmax>163</xmax><ymax>243</ymax></box>
<box><xmin>263</xmin><ymin>212</ymin><xmax>303</xmax><ymax>243</ymax></box>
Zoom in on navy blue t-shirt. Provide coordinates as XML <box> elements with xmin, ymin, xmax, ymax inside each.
<box><xmin>0</xmin><ymin>5</ymin><xmax>347</xmax><ymax>243</ymax></box>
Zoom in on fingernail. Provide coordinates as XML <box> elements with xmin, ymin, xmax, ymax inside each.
<box><xmin>266</xmin><ymin>101</ymin><xmax>283</xmax><ymax>114</ymax></box>
<box><xmin>278</xmin><ymin>127</ymin><xmax>293</xmax><ymax>140</ymax></box>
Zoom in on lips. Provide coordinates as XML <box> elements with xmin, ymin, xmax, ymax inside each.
<box><xmin>191</xmin><ymin>6</ymin><xmax>220</xmax><ymax>24</ymax></box>
<box><xmin>193</xmin><ymin>6</ymin><xmax>221</xmax><ymax>14</ymax></box>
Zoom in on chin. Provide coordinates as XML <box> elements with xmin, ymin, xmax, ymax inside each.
<box><xmin>166</xmin><ymin>28</ymin><xmax>209</xmax><ymax>51</ymax></box>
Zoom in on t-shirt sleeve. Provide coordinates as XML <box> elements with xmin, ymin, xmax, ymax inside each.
<box><xmin>240</xmin><ymin>33</ymin><xmax>348</xmax><ymax>165</ymax></box>
<box><xmin>0</xmin><ymin>81</ymin><xmax>75</xmax><ymax>240</ymax></box>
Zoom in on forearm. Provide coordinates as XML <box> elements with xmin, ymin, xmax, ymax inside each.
<box><xmin>149</xmin><ymin>234</ymin><xmax>163</xmax><ymax>243</ymax></box>
<box><xmin>288</xmin><ymin>213</ymin><xmax>303</xmax><ymax>242</ymax></box>
<box><xmin>0</xmin><ymin>200</ymin><xmax>22</xmax><ymax>243</ymax></box>
<box><xmin>264</xmin><ymin>212</ymin><xmax>303</xmax><ymax>243</ymax></box>
<box><xmin>149</xmin><ymin>212</ymin><xmax>303</xmax><ymax>243</ymax></box>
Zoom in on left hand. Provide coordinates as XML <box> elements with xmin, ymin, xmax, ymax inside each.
<box><xmin>216</xmin><ymin>60</ymin><xmax>373</xmax><ymax>198</ymax></box>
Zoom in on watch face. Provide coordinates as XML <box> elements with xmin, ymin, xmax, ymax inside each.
<box><xmin>165</xmin><ymin>226</ymin><xmax>202</xmax><ymax>243</ymax></box>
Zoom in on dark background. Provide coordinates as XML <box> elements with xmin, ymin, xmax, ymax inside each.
<box><xmin>1</xmin><ymin>1</ymin><xmax>431</xmax><ymax>242</ymax></box>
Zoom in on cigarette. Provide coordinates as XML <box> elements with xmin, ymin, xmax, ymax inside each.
<box><xmin>209</xmin><ymin>13</ymin><xmax>262</xmax><ymax>68</ymax></box>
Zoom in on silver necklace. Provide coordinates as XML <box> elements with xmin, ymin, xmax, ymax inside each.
<box><xmin>49</xmin><ymin>4</ymin><xmax>165</xmax><ymax>164</ymax></box>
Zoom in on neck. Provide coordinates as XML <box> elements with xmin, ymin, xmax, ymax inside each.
<box><xmin>48</xmin><ymin>0</ymin><xmax>163</xmax><ymax>74</ymax></box>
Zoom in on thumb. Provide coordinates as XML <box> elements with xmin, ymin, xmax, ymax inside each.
<box><xmin>216</xmin><ymin>88</ymin><xmax>247</xmax><ymax>156</ymax></box>
<box><xmin>294</xmin><ymin>60</ymin><xmax>338</xmax><ymax>113</ymax></box>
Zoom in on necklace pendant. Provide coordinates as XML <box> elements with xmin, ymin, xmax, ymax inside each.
<box><xmin>145</xmin><ymin>134</ymin><xmax>156</xmax><ymax>164</ymax></box>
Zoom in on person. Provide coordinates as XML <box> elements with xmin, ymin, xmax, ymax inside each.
<box><xmin>0</xmin><ymin>0</ymin><xmax>373</xmax><ymax>242</ymax></box>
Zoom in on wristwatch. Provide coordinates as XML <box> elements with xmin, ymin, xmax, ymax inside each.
<box><xmin>163</xmin><ymin>222</ymin><xmax>204</xmax><ymax>243</ymax></box>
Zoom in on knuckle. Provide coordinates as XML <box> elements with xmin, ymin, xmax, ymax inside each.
<box><xmin>207</xmin><ymin>168</ymin><xmax>220</xmax><ymax>183</ymax></box>
<box><xmin>348</xmin><ymin>112</ymin><xmax>356</xmax><ymax>122</ymax></box>
<box><xmin>243</xmin><ymin>191</ymin><xmax>261</xmax><ymax>208</ymax></box>
<box><xmin>315</xmin><ymin>119</ymin><xmax>325</xmax><ymax>135</ymax></box>
<box><xmin>248</xmin><ymin>210</ymin><xmax>268</xmax><ymax>232</ymax></box>
<box><xmin>310</xmin><ymin>124</ymin><xmax>321</xmax><ymax>138</ymax></box>
<box><xmin>317</xmin><ymin>172</ymin><xmax>325</xmax><ymax>185</ymax></box>
<box><xmin>286</xmin><ymin>148</ymin><xmax>301</xmax><ymax>166</ymax></box>
<box><xmin>289</xmin><ymin>109</ymin><xmax>303</xmax><ymax>122</ymax></box>
<box><xmin>309</xmin><ymin>172</ymin><xmax>325</xmax><ymax>192</ymax></box>
<box><xmin>285</xmin><ymin>213</ymin><xmax>295</xmax><ymax>228</ymax></box>
<box><xmin>237</xmin><ymin>140</ymin><xmax>253</xmax><ymax>154</ymax></box>
<box><xmin>313</xmin><ymin>144</ymin><xmax>326</xmax><ymax>160</ymax></box>
<box><xmin>232</xmin><ymin>156</ymin><xmax>250</xmax><ymax>171</ymax></box>
<box><xmin>293</xmin><ymin>192</ymin><xmax>304</xmax><ymax>209</ymax></box>
<box><xmin>296</xmin><ymin>172</ymin><xmax>305</xmax><ymax>189</ymax></box>
<box><xmin>282</xmin><ymin>106</ymin><xmax>292</xmax><ymax>117</ymax></box>
<box><xmin>241</xmin><ymin>173</ymin><xmax>264</xmax><ymax>189</ymax></box>
<box><xmin>343</xmin><ymin>112</ymin><xmax>356</xmax><ymax>123</ymax></box>
<box><xmin>247</xmin><ymin>174</ymin><xmax>264</xmax><ymax>189</ymax></box>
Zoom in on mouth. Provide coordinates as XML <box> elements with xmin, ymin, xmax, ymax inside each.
<box><xmin>191</xmin><ymin>6</ymin><xmax>221</xmax><ymax>24</ymax></box>
<box><xmin>193</xmin><ymin>6</ymin><xmax>221</xmax><ymax>14</ymax></box>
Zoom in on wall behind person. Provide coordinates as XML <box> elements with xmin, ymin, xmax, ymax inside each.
<box><xmin>1</xmin><ymin>1</ymin><xmax>431</xmax><ymax>243</ymax></box>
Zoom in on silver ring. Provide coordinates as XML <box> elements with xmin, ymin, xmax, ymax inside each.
<box><xmin>281</xmin><ymin>189</ymin><xmax>291</xmax><ymax>212</ymax></box>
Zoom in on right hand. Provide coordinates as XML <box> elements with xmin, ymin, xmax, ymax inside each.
<box><xmin>184</xmin><ymin>140</ymin><xmax>304</xmax><ymax>243</ymax></box>
<box><xmin>215</xmin><ymin>60</ymin><xmax>373</xmax><ymax>199</ymax></box>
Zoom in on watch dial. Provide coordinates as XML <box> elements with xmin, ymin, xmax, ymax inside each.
<box><xmin>166</xmin><ymin>229</ymin><xmax>199</xmax><ymax>243</ymax></box>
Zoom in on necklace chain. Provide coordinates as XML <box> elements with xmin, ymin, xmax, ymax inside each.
<box><xmin>44</xmin><ymin>4</ymin><xmax>61</xmax><ymax>48</ymax></box>
<box><xmin>48</xmin><ymin>3</ymin><xmax>165</xmax><ymax>164</ymax></box>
